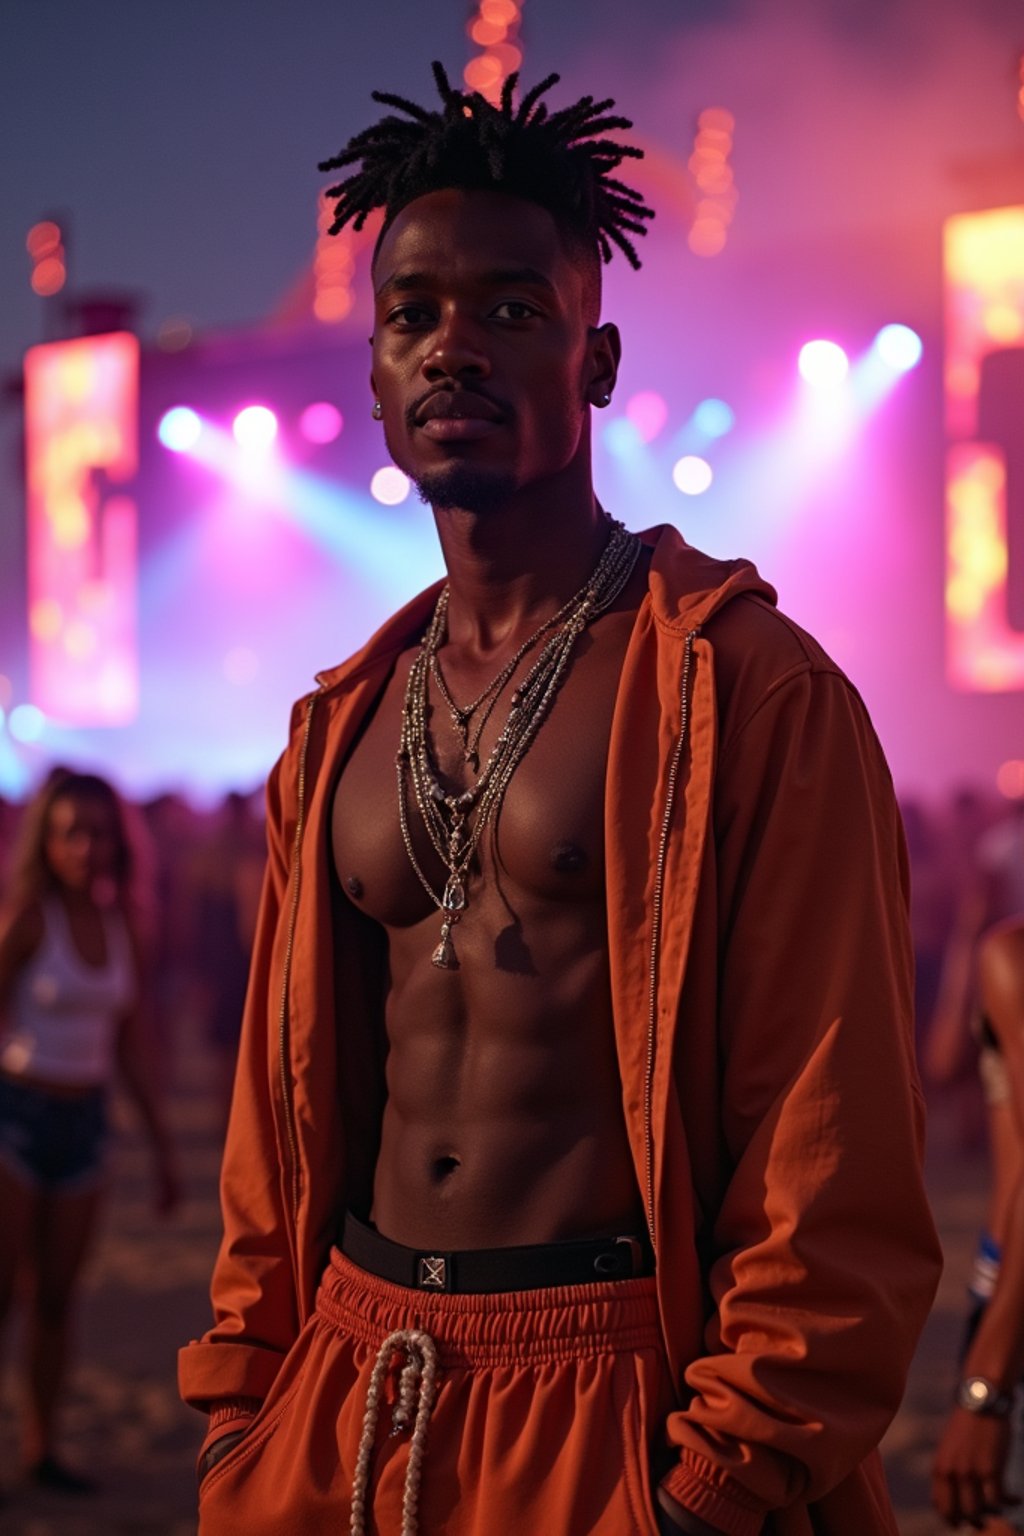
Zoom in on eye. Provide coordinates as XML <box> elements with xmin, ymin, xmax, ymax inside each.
<box><xmin>492</xmin><ymin>300</ymin><xmax>539</xmax><ymax>322</ymax></box>
<box><xmin>386</xmin><ymin>303</ymin><xmax>435</xmax><ymax>329</ymax></box>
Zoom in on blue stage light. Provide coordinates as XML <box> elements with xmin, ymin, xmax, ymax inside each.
<box><xmin>874</xmin><ymin>324</ymin><xmax>923</xmax><ymax>372</ymax></box>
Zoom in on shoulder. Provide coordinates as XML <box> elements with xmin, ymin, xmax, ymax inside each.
<box><xmin>703</xmin><ymin>593</ymin><xmax>865</xmax><ymax>756</ymax></box>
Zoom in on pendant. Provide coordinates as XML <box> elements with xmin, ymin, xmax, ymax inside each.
<box><xmin>443</xmin><ymin>878</ymin><xmax>466</xmax><ymax>912</ymax></box>
<box><xmin>431</xmin><ymin>916</ymin><xmax>458</xmax><ymax>969</ymax></box>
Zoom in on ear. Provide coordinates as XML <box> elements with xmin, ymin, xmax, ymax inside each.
<box><xmin>369</xmin><ymin>368</ymin><xmax>378</xmax><ymax>399</ymax></box>
<box><xmin>584</xmin><ymin>322</ymin><xmax>621</xmax><ymax>408</ymax></box>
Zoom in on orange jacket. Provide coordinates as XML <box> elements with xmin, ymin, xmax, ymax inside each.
<box><xmin>179</xmin><ymin>525</ymin><xmax>941</xmax><ymax>1536</ymax></box>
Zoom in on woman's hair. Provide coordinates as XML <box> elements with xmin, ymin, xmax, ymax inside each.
<box><xmin>4</xmin><ymin>767</ymin><xmax>137</xmax><ymax>913</ymax></box>
<box><xmin>319</xmin><ymin>62</ymin><xmax>655</xmax><ymax>318</ymax></box>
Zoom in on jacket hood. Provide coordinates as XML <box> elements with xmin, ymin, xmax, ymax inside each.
<box><xmin>312</xmin><ymin>522</ymin><xmax>775</xmax><ymax>696</ymax></box>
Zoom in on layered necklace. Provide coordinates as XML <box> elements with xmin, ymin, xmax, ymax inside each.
<box><xmin>397</xmin><ymin>519</ymin><xmax>641</xmax><ymax>968</ymax></box>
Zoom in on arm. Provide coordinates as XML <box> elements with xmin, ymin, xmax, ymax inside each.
<box><xmin>932</xmin><ymin>921</ymin><xmax>1024</xmax><ymax>1528</ymax></box>
<box><xmin>177</xmin><ymin>750</ymin><xmax>300</xmax><ymax>1455</ymax></box>
<box><xmin>659</xmin><ymin>663</ymin><xmax>941</xmax><ymax>1535</ymax></box>
<box><xmin>0</xmin><ymin>900</ymin><xmax>43</xmax><ymax>1034</ymax></box>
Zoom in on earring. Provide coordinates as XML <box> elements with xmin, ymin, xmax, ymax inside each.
<box><xmin>372</xmin><ymin>401</ymin><xmax>383</xmax><ymax>420</ymax></box>
<box><xmin>597</xmin><ymin>392</ymin><xmax>611</xmax><ymax>407</ymax></box>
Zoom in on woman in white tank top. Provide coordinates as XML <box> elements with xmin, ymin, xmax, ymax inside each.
<box><xmin>0</xmin><ymin>769</ymin><xmax>180</xmax><ymax>1493</ymax></box>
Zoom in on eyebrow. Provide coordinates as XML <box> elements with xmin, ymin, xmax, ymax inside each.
<box><xmin>375</xmin><ymin>266</ymin><xmax>558</xmax><ymax>300</ymax></box>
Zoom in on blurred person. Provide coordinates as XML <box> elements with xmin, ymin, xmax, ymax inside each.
<box><xmin>192</xmin><ymin>791</ymin><xmax>265</xmax><ymax>1128</ymax></box>
<box><xmin>902</xmin><ymin>796</ymin><xmax>956</xmax><ymax>1053</ymax></box>
<box><xmin>181</xmin><ymin>64</ymin><xmax>940</xmax><ymax>1536</ymax></box>
<box><xmin>933</xmin><ymin>917</ymin><xmax>1024</xmax><ymax>1531</ymax></box>
<box><xmin>0</xmin><ymin>769</ymin><xmax>179</xmax><ymax>1493</ymax></box>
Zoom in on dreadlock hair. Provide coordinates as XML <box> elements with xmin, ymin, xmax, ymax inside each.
<box><xmin>319</xmin><ymin>62</ymin><xmax>655</xmax><ymax>322</ymax></box>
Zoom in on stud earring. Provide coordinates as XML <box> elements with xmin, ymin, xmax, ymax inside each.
<box><xmin>597</xmin><ymin>392</ymin><xmax>611</xmax><ymax>407</ymax></box>
<box><xmin>372</xmin><ymin>401</ymin><xmax>383</xmax><ymax>420</ymax></box>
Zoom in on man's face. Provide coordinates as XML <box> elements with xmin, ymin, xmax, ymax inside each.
<box><xmin>370</xmin><ymin>188</ymin><xmax>616</xmax><ymax>513</ymax></box>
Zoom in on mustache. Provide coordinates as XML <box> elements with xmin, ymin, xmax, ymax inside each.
<box><xmin>404</xmin><ymin>384</ymin><xmax>511</xmax><ymax>432</ymax></box>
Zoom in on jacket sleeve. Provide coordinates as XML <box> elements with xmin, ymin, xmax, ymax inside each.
<box><xmin>660</xmin><ymin>663</ymin><xmax>942</xmax><ymax>1536</ymax></box>
<box><xmin>178</xmin><ymin>747</ymin><xmax>301</xmax><ymax>1417</ymax></box>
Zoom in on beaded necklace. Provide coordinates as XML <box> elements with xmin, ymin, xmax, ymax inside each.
<box><xmin>396</xmin><ymin>519</ymin><xmax>641</xmax><ymax>968</ymax></box>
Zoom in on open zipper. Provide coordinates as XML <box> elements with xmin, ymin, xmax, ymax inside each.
<box><xmin>642</xmin><ymin>628</ymin><xmax>699</xmax><ymax>1251</ymax></box>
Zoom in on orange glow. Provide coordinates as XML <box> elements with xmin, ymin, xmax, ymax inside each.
<box><xmin>996</xmin><ymin>760</ymin><xmax>1024</xmax><ymax>798</ymax></box>
<box><xmin>26</xmin><ymin>221</ymin><xmax>61</xmax><ymax>258</ymax></box>
<box><xmin>480</xmin><ymin>0</ymin><xmax>518</xmax><ymax>21</ymax></box>
<box><xmin>470</xmin><ymin>17</ymin><xmax>506</xmax><ymax>44</ymax></box>
<box><xmin>689</xmin><ymin>219</ymin><xmax>728</xmax><ymax>257</ymax></box>
<box><xmin>31</xmin><ymin>257</ymin><xmax>66</xmax><ymax>296</ymax></box>
<box><xmin>698</xmin><ymin>107</ymin><xmax>735</xmax><ymax>134</ymax></box>
<box><xmin>464</xmin><ymin>54</ymin><xmax>503</xmax><ymax>90</ymax></box>
<box><xmin>983</xmin><ymin>302</ymin><xmax>1024</xmax><ymax>343</ymax></box>
<box><xmin>314</xmin><ymin>288</ymin><xmax>354</xmax><ymax>323</ymax></box>
<box><xmin>24</xmin><ymin>333</ymin><xmax>140</xmax><ymax>724</ymax></box>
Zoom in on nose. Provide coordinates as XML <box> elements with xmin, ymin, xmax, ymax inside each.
<box><xmin>421</xmin><ymin>307</ymin><xmax>490</xmax><ymax>383</ymax></box>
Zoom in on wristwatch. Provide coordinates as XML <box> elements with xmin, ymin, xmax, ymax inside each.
<box><xmin>956</xmin><ymin>1376</ymin><xmax>1015</xmax><ymax>1417</ymax></box>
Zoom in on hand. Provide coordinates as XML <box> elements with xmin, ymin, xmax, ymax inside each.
<box><xmin>932</xmin><ymin>1406</ymin><xmax>1019</xmax><ymax>1527</ymax></box>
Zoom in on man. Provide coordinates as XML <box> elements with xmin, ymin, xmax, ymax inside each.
<box><xmin>180</xmin><ymin>63</ymin><xmax>941</xmax><ymax>1535</ymax></box>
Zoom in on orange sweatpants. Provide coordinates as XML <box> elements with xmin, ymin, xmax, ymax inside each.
<box><xmin>198</xmin><ymin>1246</ymin><xmax>674</xmax><ymax>1536</ymax></box>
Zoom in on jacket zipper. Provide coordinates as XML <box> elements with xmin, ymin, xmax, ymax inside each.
<box><xmin>643</xmin><ymin>628</ymin><xmax>698</xmax><ymax>1251</ymax></box>
<box><xmin>277</xmin><ymin>691</ymin><xmax>319</xmax><ymax>1227</ymax></box>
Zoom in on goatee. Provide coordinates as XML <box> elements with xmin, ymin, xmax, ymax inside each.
<box><xmin>413</xmin><ymin>464</ymin><xmax>518</xmax><ymax>516</ymax></box>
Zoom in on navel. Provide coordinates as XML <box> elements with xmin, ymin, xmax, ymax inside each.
<box><xmin>550</xmin><ymin>842</ymin><xmax>588</xmax><ymax>874</ymax></box>
<box><xmin>431</xmin><ymin>1154</ymin><xmax>462</xmax><ymax>1182</ymax></box>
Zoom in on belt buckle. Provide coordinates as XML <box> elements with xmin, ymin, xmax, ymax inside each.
<box><xmin>417</xmin><ymin>1254</ymin><xmax>449</xmax><ymax>1291</ymax></box>
<box><xmin>614</xmin><ymin>1236</ymin><xmax>644</xmax><ymax>1276</ymax></box>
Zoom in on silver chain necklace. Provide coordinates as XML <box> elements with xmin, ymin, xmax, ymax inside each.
<box><xmin>396</xmin><ymin>519</ymin><xmax>641</xmax><ymax>969</ymax></box>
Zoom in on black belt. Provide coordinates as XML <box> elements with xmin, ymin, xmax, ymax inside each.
<box><xmin>340</xmin><ymin>1212</ymin><xmax>654</xmax><ymax>1294</ymax></box>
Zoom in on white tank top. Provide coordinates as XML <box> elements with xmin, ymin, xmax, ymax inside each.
<box><xmin>1</xmin><ymin>898</ymin><xmax>136</xmax><ymax>1086</ymax></box>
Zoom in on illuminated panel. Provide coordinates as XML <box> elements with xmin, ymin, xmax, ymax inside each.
<box><xmin>944</xmin><ymin>207</ymin><xmax>1024</xmax><ymax>691</ymax></box>
<box><xmin>24</xmin><ymin>332</ymin><xmax>139</xmax><ymax>724</ymax></box>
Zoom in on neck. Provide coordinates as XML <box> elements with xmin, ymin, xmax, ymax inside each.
<box><xmin>431</xmin><ymin>477</ymin><xmax>611</xmax><ymax>656</ymax></box>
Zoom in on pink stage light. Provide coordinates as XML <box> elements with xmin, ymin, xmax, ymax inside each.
<box><xmin>299</xmin><ymin>402</ymin><xmax>343</xmax><ymax>445</ymax></box>
<box><xmin>233</xmin><ymin>405</ymin><xmax>278</xmax><ymax>450</ymax></box>
<box><xmin>798</xmin><ymin>340</ymin><xmax>849</xmax><ymax>387</ymax></box>
<box><xmin>624</xmin><ymin>391</ymin><xmax>668</xmax><ymax>444</ymax></box>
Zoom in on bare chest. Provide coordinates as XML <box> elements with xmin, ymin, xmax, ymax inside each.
<box><xmin>331</xmin><ymin>616</ymin><xmax>634</xmax><ymax>929</ymax></box>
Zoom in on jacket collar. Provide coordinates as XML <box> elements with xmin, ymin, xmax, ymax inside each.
<box><xmin>311</xmin><ymin>524</ymin><xmax>775</xmax><ymax>697</ymax></box>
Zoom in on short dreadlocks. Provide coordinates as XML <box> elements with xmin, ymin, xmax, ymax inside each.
<box><xmin>319</xmin><ymin>62</ymin><xmax>654</xmax><ymax>319</ymax></box>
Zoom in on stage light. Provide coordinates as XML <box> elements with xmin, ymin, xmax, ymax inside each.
<box><xmin>9</xmin><ymin>704</ymin><xmax>45</xmax><ymax>744</ymax></box>
<box><xmin>625</xmin><ymin>391</ymin><xmax>668</xmax><ymax>444</ymax></box>
<box><xmin>672</xmin><ymin>455</ymin><xmax>714</xmax><ymax>496</ymax></box>
<box><xmin>997</xmin><ymin>760</ymin><xmax>1024</xmax><ymax>799</ymax></box>
<box><xmin>798</xmin><ymin>340</ymin><xmax>849</xmax><ymax>387</ymax></box>
<box><xmin>233</xmin><ymin>405</ymin><xmax>278</xmax><ymax>451</ymax></box>
<box><xmin>693</xmin><ymin>398</ymin><xmax>735</xmax><ymax>438</ymax></box>
<box><xmin>874</xmin><ymin>324</ymin><xmax>923</xmax><ymax>372</ymax></box>
<box><xmin>603</xmin><ymin>418</ymin><xmax>642</xmax><ymax>456</ymax></box>
<box><xmin>370</xmin><ymin>466</ymin><xmax>411</xmax><ymax>505</ymax></box>
<box><xmin>299</xmin><ymin>402</ymin><xmax>343</xmax><ymax>445</ymax></box>
<box><xmin>158</xmin><ymin>406</ymin><xmax>202</xmax><ymax>453</ymax></box>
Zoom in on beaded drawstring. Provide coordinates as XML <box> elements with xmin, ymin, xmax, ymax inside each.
<box><xmin>350</xmin><ymin>1328</ymin><xmax>439</xmax><ymax>1536</ymax></box>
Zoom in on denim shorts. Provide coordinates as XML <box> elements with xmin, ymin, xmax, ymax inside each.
<box><xmin>0</xmin><ymin>1073</ymin><xmax>107</xmax><ymax>1192</ymax></box>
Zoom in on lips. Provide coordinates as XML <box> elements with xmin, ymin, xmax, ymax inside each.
<box><xmin>412</xmin><ymin>389</ymin><xmax>505</xmax><ymax>442</ymax></box>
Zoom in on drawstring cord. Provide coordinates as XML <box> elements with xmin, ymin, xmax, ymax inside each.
<box><xmin>350</xmin><ymin>1328</ymin><xmax>439</xmax><ymax>1536</ymax></box>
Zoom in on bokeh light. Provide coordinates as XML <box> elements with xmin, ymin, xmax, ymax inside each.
<box><xmin>672</xmin><ymin>455</ymin><xmax>714</xmax><ymax>496</ymax></box>
<box><xmin>158</xmin><ymin>406</ymin><xmax>203</xmax><ymax>453</ymax></box>
<box><xmin>370</xmin><ymin>466</ymin><xmax>411</xmax><ymax>505</ymax></box>
<box><xmin>798</xmin><ymin>340</ymin><xmax>850</xmax><ymax>387</ymax></box>
<box><xmin>603</xmin><ymin>418</ymin><xmax>643</xmax><ymax>456</ymax></box>
<box><xmin>233</xmin><ymin>405</ymin><xmax>278</xmax><ymax>451</ymax></box>
<box><xmin>692</xmin><ymin>398</ymin><xmax>735</xmax><ymax>438</ymax></box>
<box><xmin>299</xmin><ymin>402</ymin><xmax>344</xmax><ymax>445</ymax></box>
<box><xmin>874</xmin><ymin>324</ymin><xmax>924</xmax><ymax>372</ymax></box>
<box><xmin>997</xmin><ymin>759</ymin><xmax>1024</xmax><ymax>798</ymax></box>
<box><xmin>9</xmin><ymin>704</ymin><xmax>46</xmax><ymax>743</ymax></box>
<box><xmin>625</xmin><ymin>391</ymin><xmax>668</xmax><ymax>444</ymax></box>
